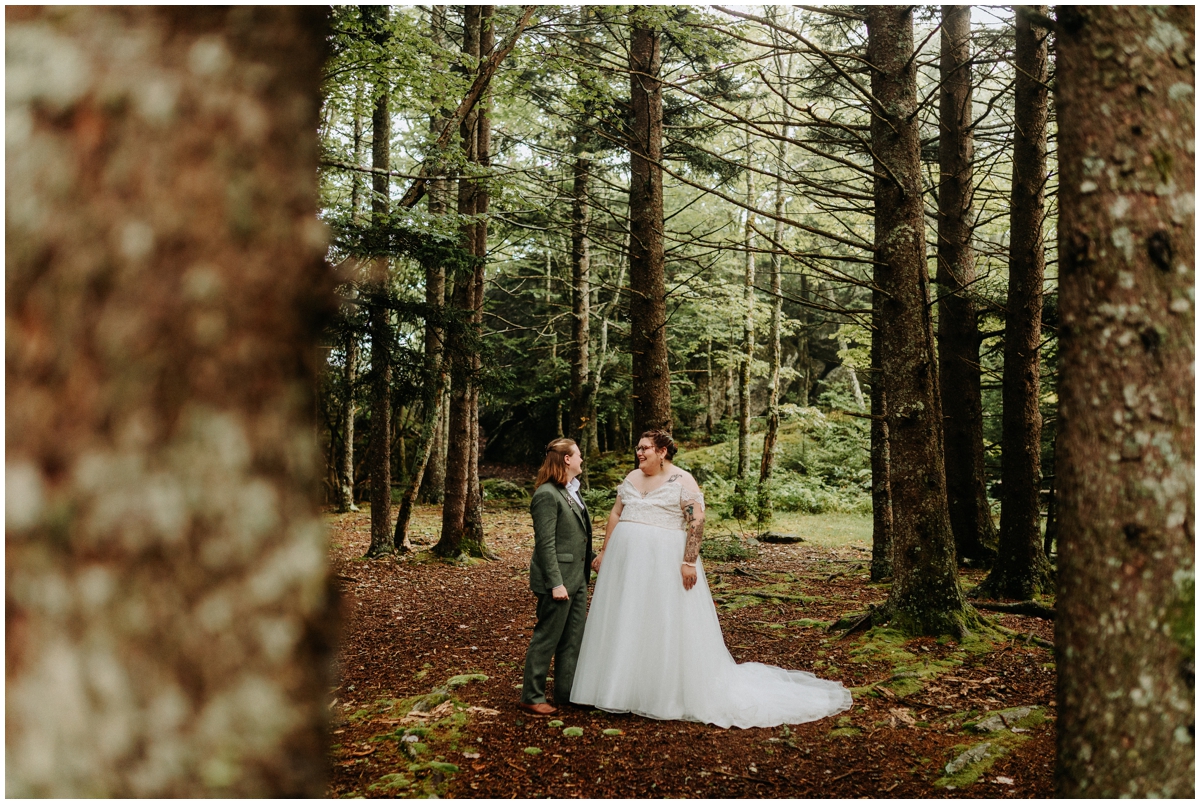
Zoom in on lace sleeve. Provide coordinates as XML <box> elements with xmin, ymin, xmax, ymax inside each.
<box><xmin>679</xmin><ymin>486</ymin><xmax>705</xmax><ymax>513</ymax></box>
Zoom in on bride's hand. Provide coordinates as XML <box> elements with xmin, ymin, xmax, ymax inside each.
<box><xmin>591</xmin><ymin>551</ymin><xmax>603</xmax><ymax>572</ymax></box>
<box><xmin>681</xmin><ymin>563</ymin><xmax>697</xmax><ymax>591</ymax></box>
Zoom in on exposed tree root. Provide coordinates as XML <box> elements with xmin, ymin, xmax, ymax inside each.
<box><xmin>992</xmin><ymin>622</ymin><xmax>1055</xmax><ymax>650</ymax></box>
<box><xmin>973</xmin><ymin>600</ymin><xmax>1056</xmax><ymax>620</ymax></box>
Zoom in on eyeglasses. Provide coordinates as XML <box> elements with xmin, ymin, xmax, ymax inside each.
<box><xmin>635</xmin><ymin>445</ymin><xmax>654</xmax><ymax>453</ymax></box>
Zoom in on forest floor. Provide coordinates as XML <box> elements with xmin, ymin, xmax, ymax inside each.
<box><xmin>324</xmin><ymin>501</ymin><xmax>1056</xmax><ymax>799</ymax></box>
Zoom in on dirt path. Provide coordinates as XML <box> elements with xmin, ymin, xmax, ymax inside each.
<box><xmin>325</xmin><ymin>504</ymin><xmax>1055</xmax><ymax>798</ymax></box>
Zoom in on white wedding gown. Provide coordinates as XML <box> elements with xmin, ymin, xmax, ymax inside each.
<box><xmin>570</xmin><ymin>479</ymin><xmax>853</xmax><ymax>728</ymax></box>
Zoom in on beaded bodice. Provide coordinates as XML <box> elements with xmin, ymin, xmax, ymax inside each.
<box><xmin>617</xmin><ymin>477</ymin><xmax>705</xmax><ymax>531</ymax></box>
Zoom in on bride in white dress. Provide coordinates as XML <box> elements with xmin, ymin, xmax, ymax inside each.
<box><xmin>569</xmin><ymin>430</ymin><xmax>853</xmax><ymax>729</ymax></box>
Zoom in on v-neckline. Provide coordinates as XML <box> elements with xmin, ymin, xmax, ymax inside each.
<box><xmin>626</xmin><ymin>475</ymin><xmax>674</xmax><ymax>497</ymax></box>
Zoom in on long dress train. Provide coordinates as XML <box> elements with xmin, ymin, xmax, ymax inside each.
<box><xmin>570</xmin><ymin>479</ymin><xmax>852</xmax><ymax>729</ymax></box>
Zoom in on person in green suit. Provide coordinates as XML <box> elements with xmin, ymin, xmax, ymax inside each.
<box><xmin>519</xmin><ymin>437</ymin><xmax>594</xmax><ymax>716</ymax></box>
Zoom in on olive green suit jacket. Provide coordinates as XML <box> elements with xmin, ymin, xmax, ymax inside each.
<box><xmin>528</xmin><ymin>481</ymin><xmax>594</xmax><ymax>593</ymax></box>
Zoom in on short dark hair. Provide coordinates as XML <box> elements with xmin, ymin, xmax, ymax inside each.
<box><xmin>639</xmin><ymin>429</ymin><xmax>677</xmax><ymax>460</ymax></box>
<box><xmin>535</xmin><ymin>438</ymin><xmax>577</xmax><ymax>488</ymax></box>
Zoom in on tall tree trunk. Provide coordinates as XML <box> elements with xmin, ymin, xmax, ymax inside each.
<box><xmin>337</xmin><ymin>334</ymin><xmax>359</xmax><ymax>512</ymax></box>
<box><xmin>705</xmin><ymin>336</ymin><xmax>716</xmax><ymax>438</ymax></box>
<box><xmin>337</xmin><ymin>75</ymin><xmax>366</xmax><ymax>512</ymax></box>
<box><xmin>628</xmin><ymin>12</ymin><xmax>672</xmax><ymax>435</ymax></box>
<box><xmin>569</xmin><ymin>138</ymin><xmax>593</xmax><ymax>486</ymax></box>
<box><xmin>869</xmin><ymin>316</ymin><xmax>894</xmax><ymax>581</ymax></box>
<box><xmin>461</xmin><ymin>5</ymin><xmax>494</xmax><ymax>558</ymax></box>
<box><xmin>363</xmin><ymin>3</ymin><xmax>394</xmax><ymax>559</ymax></box>
<box><xmin>979</xmin><ymin>6</ymin><xmax>1053</xmax><ymax>598</ymax></box>
<box><xmin>592</xmin><ymin>254</ymin><xmax>626</xmax><ymax>453</ymax></box>
<box><xmin>419</xmin><ymin>4</ymin><xmax>450</xmax><ymax>506</ymax></box>
<box><xmin>435</xmin><ymin>4</ymin><xmax>482</xmax><ymax>559</ymax></box>
<box><xmin>5</xmin><ymin>7</ymin><xmax>332</xmax><ymax>795</ymax></box>
<box><xmin>797</xmin><ymin>273</ymin><xmax>811</xmax><ymax>406</ymax></box>
<box><xmin>757</xmin><ymin>155</ymin><xmax>785</xmax><ymax>525</ymax></box>
<box><xmin>937</xmin><ymin>4</ymin><xmax>996</xmax><ymax>567</ymax></box>
<box><xmin>867</xmin><ymin>6</ymin><xmax>970</xmax><ymax>635</ymax></box>
<box><xmin>734</xmin><ymin>163</ymin><xmax>756</xmax><ymax>520</ymax></box>
<box><xmin>1055</xmin><ymin>6</ymin><xmax>1195</xmax><ymax>797</ymax></box>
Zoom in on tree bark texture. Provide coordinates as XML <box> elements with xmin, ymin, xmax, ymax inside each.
<box><xmin>797</xmin><ymin>274</ymin><xmax>812</xmax><ymax>406</ymax></box>
<box><xmin>628</xmin><ymin>15</ymin><xmax>672</xmax><ymax>435</ymax></box>
<box><xmin>337</xmin><ymin>76</ymin><xmax>366</xmax><ymax>514</ymax></box>
<box><xmin>436</xmin><ymin>4</ymin><xmax>482</xmax><ymax>558</ymax></box>
<box><xmin>982</xmin><ymin>6</ymin><xmax>1054</xmax><ymax>597</ymax></box>
<box><xmin>867</xmin><ymin>6</ymin><xmax>968</xmax><ymax>634</ymax></box>
<box><xmin>569</xmin><ymin>140</ymin><xmax>593</xmax><ymax>482</ymax></box>
<box><xmin>1054</xmin><ymin>6</ymin><xmax>1195</xmax><ymax>797</ymax></box>
<box><xmin>734</xmin><ymin>166</ymin><xmax>756</xmax><ymax>520</ymax></box>
<box><xmin>937</xmin><ymin>4</ymin><xmax>996</xmax><ymax>567</ymax></box>
<box><xmin>5</xmin><ymin>6</ymin><xmax>332</xmax><ymax>795</ymax></box>
<box><xmin>337</xmin><ymin>333</ymin><xmax>359</xmax><ymax>512</ymax></box>
<box><xmin>461</xmin><ymin>5</ymin><xmax>494</xmax><ymax>558</ymax></box>
<box><xmin>418</xmin><ymin>4</ymin><xmax>450</xmax><ymax>506</ymax></box>
<box><xmin>869</xmin><ymin>315</ymin><xmax>894</xmax><ymax>581</ymax></box>
<box><xmin>757</xmin><ymin>158</ymin><xmax>786</xmax><ymax>525</ymax></box>
<box><xmin>363</xmin><ymin>3</ymin><xmax>394</xmax><ymax>558</ymax></box>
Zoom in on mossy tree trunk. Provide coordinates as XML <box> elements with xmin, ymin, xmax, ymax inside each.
<box><xmin>937</xmin><ymin>4</ymin><xmax>996</xmax><ymax>568</ymax></box>
<box><xmin>867</xmin><ymin>5</ymin><xmax>970</xmax><ymax>634</ymax></box>
<box><xmin>979</xmin><ymin>5</ymin><xmax>1054</xmax><ymax>598</ymax></box>
<box><xmin>6</xmin><ymin>6</ymin><xmax>332</xmax><ymax>795</ymax></box>
<box><xmin>1054</xmin><ymin>5</ymin><xmax>1195</xmax><ymax>797</ymax></box>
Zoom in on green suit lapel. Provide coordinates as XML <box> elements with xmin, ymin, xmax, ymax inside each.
<box><xmin>557</xmin><ymin>485</ymin><xmax>588</xmax><ymax>531</ymax></box>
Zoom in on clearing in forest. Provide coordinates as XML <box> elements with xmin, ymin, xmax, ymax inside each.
<box><xmin>326</xmin><ymin>503</ymin><xmax>1055</xmax><ymax>798</ymax></box>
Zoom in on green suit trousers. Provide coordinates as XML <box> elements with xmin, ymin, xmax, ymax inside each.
<box><xmin>521</xmin><ymin>582</ymin><xmax>588</xmax><ymax>705</ymax></box>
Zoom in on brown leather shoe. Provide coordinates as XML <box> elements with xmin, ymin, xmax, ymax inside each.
<box><xmin>517</xmin><ymin>701</ymin><xmax>558</xmax><ymax>716</ymax></box>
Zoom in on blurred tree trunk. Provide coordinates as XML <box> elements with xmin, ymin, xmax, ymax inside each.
<box><xmin>1055</xmin><ymin>5</ymin><xmax>1195</xmax><ymax>797</ymax></box>
<box><xmin>979</xmin><ymin>5</ymin><xmax>1053</xmax><ymax>598</ymax></box>
<box><xmin>418</xmin><ymin>4</ymin><xmax>451</xmax><ymax>506</ymax></box>
<box><xmin>363</xmin><ymin>3</ymin><xmax>394</xmax><ymax>558</ymax></box>
<box><xmin>867</xmin><ymin>6</ymin><xmax>970</xmax><ymax>635</ymax></box>
<box><xmin>436</xmin><ymin>4</ymin><xmax>482</xmax><ymax>559</ymax></box>
<box><xmin>5</xmin><ymin>6</ymin><xmax>332</xmax><ymax>795</ymax></box>
<box><xmin>628</xmin><ymin>12</ymin><xmax>672</xmax><ymax>435</ymax></box>
<box><xmin>937</xmin><ymin>4</ymin><xmax>996</xmax><ymax>567</ymax></box>
<box><xmin>734</xmin><ymin>160</ymin><xmax>755</xmax><ymax>520</ymax></box>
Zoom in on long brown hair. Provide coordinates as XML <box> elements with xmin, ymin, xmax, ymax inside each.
<box><xmin>535</xmin><ymin>438</ymin><xmax>577</xmax><ymax>488</ymax></box>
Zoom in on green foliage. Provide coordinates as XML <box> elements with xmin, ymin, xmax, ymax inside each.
<box><xmin>677</xmin><ymin>407</ymin><xmax>870</xmax><ymax>521</ymax></box>
<box><xmin>480</xmin><ymin>479</ymin><xmax>528</xmax><ymax>502</ymax></box>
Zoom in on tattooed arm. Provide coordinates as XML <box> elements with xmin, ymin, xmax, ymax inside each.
<box><xmin>679</xmin><ymin>473</ymin><xmax>706</xmax><ymax>591</ymax></box>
